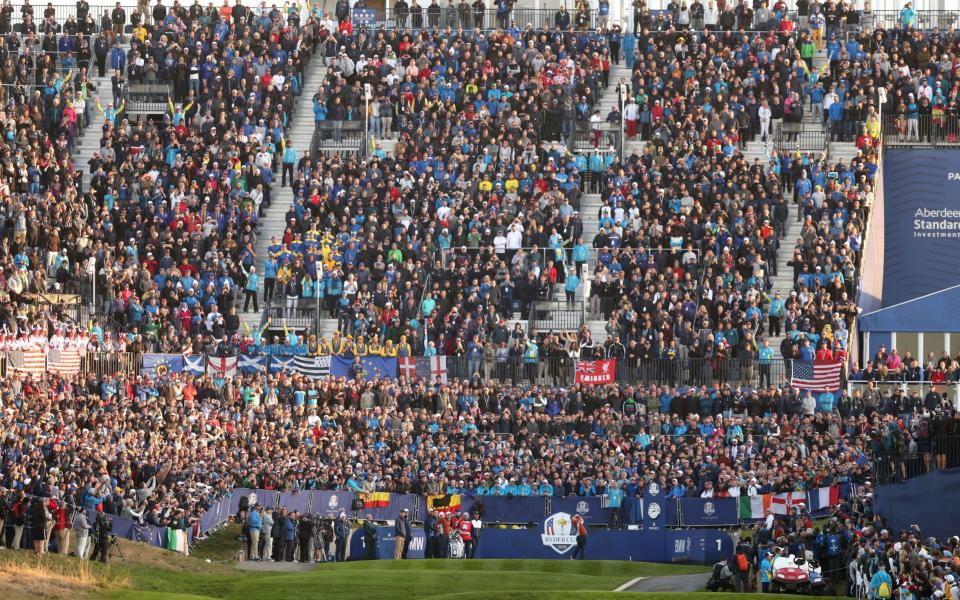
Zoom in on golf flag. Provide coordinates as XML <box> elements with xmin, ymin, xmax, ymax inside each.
<box><xmin>738</xmin><ymin>494</ymin><xmax>772</xmax><ymax>519</ymax></box>
<box><xmin>238</xmin><ymin>354</ymin><xmax>267</xmax><ymax>374</ymax></box>
<box><xmin>362</xmin><ymin>492</ymin><xmax>390</xmax><ymax>508</ymax></box>
<box><xmin>295</xmin><ymin>355</ymin><xmax>331</xmax><ymax>379</ymax></box>
<box><xmin>206</xmin><ymin>355</ymin><xmax>238</xmax><ymax>379</ymax></box>
<box><xmin>770</xmin><ymin>492</ymin><xmax>807</xmax><ymax>515</ymax></box>
<box><xmin>807</xmin><ymin>485</ymin><xmax>841</xmax><ymax>513</ymax></box>
<box><xmin>142</xmin><ymin>354</ymin><xmax>185</xmax><ymax>379</ymax></box>
<box><xmin>183</xmin><ymin>354</ymin><xmax>206</xmax><ymax>375</ymax></box>
<box><xmin>427</xmin><ymin>494</ymin><xmax>462</xmax><ymax>514</ymax></box>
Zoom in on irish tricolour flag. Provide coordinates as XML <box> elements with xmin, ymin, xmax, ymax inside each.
<box><xmin>739</xmin><ymin>494</ymin><xmax>772</xmax><ymax>519</ymax></box>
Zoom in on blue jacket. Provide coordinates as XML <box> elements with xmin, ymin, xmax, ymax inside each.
<box><xmin>283</xmin><ymin>516</ymin><xmax>297</xmax><ymax>541</ymax></box>
<box><xmin>248</xmin><ymin>510</ymin><xmax>262</xmax><ymax>531</ymax></box>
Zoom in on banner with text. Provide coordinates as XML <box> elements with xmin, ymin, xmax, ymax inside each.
<box><xmin>883</xmin><ymin>149</ymin><xmax>960</xmax><ymax>306</ymax></box>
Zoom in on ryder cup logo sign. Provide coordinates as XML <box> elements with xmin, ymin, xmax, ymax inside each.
<box><xmin>703</xmin><ymin>501</ymin><xmax>716</xmax><ymax>517</ymax></box>
<box><xmin>328</xmin><ymin>495</ymin><xmax>339</xmax><ymax>510</ymax></box>
<box><xmin>541</xmin><ymin>512</ymin><xmax>578</xmax><ymax>554</ymax></box>
<box><xmin>647</xmin><ymin>482</ymin><xmax>660</xmax><ymax>497</ymax></box>
<box><xmin>576</xmin><ymin>500</ymin><xmax>590</xmax><ymax>514</ymax></box>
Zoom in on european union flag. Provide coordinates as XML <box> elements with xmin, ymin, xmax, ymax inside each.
<box><xmin>330</xmin><ymin>357</ymin><xmax>397</xmax><ymax>381</ymax></box>
<box><xmin>142</xmin><ymin>354</ymin><xmax>184</xmax><ymax>379</ymax></box>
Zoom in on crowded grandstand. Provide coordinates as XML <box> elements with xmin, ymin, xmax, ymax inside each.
<box><xmin>0</xmin><ymin>0</ymin><xmax>958</xmax><ymax>597</ymax></box>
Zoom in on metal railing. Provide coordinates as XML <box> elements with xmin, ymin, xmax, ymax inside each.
<box><xmin>872</xmin><ymin>436</ymin><xmax>960</xmax><ymax>486</ymax></box>
<box><xmin>865</xmin><ymin>10</ymin><xmax>960</xmax><ymax>31</ymax></box>
<box><xmin>311</xmin><ymin>121</ymin><xmax>366</xmax><ymax>155</ymax></box>
<box><xmin>381</xmin><ymin>8</ymin><xmax>599</xmax><ymax>31</ymax></box>
<box><xmin>260</xmin><ymin>301</ymin><xmax>316</xmax><ymax>336</ymax></box>
<box><xmin>528</xmin><ymin>300</ymin><xmax>584</xmax><ymax>336</ymax></box>
<box><xmin>882</xmin><ymin>114</ymin><xmax>960</xmax><ymax>147</ymax></box>
<box><xmin>439</xmin><ymin>355</ymin><xmax>795</xmax><ymax>388</ymax></box>
<box><xmin>773</xmin><ymin>128</ymin><xmax>829</xmax><ymax>154</ymax></box>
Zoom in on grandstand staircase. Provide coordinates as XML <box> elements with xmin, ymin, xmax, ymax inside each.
<box><xmin>72</xmin><ymin>46</ymin><xmax>130</xmax><ymax>193</ymax></box>
<box><xmin>236</xmin><ymin>60</ymin><xmax>329</xmax><ymax>332</ymax></box>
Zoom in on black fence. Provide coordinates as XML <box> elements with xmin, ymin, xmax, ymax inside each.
<box><xmin>528</xmin><ymin>300</ymin><xmax>584</xmax><ymax>335</ymax></box>
<box><xmin>260</xmin><ymin>301</ymin><xmax>317</xmax><ymax>337</ymax></box>
<box><xmin>572</xmin><ymin>124</ymin><xmax>621</xmax><ymax>153</ymax></box>
<box><xmin>867</xmin><ymin>10</ymin><xmax>960</xmax><ymax>31</ymax></box>
<box><xmin>873</xmin><ymin>436</ymin><xmax>960</xmax><ymax>486</ymax></box>
<box><xmin>311</xmin><ymin>121</ymin><xmax>366</xmax><ymax>156</ymax></box>
<box><xmin>882</xmin><ymin>114</ymin><xmax>960</xmax><ymax>147</ymax></box>
<box><xmin>442</xmin><ymin>355</ymin><xmax>793</xmax><ymax>388</ymax></box>
<box><xmin>773</xmin><ymin>128</ymin><xmax>828</xmax><ymax>154</ymax></box>
<box><xmin>382</xmin><ymin>8</ymin><xmax>600</xmax><ymax>31</ymax></box>
<box><xmin>126</xmin><ymin>82</ymin><xmax>171</xmax><ymax>114</ymax></box>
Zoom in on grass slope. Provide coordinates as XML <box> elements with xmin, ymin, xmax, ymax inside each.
<box><xmin>0</xmin><ymin>533</ymin><xmax>844</xmax><ymax>600</ymax></box>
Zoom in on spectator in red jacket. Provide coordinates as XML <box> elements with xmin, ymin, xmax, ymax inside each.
<box><xmin>50</xmin><ymin>496</ymin><xmax>70</xmax><ymax>554</ymax></box>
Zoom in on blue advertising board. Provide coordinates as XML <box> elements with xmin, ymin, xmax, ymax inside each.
<box><xmin>679</xmin><ymin>498</ymin><xmax>739</xmax><ymax>527</ymax></box>
<box><xmin>883</xmin><ymin>149</ymin><xmax>960</xmax><ymax>306</ymax></box>
<box><xmin>642</xmin><ymin>482</ymin><xmax>666</xmax><ymax>530</ymax></box>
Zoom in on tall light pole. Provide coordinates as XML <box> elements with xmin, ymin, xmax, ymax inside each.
<box><xmin>364</xmin><ymin>82</ymin><xmax>372</xmax><ymax>156</ymax></box>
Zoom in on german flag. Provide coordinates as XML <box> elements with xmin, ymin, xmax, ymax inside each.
<box><xmin>363</xmin><ymin>492</ymin><xmax>391</xmax><ymax>508</ymax></box>
<box><xmin>427</xmin><ymin>494</ymin><xmax>462</xmax><ymax>514</ymax></box>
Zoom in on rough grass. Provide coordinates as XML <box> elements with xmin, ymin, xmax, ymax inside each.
<box><xmin>0</xmin><ymin>552</ymin><xmax>129</xmax><ymax>599</ymax></box>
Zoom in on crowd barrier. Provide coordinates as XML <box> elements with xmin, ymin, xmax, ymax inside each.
<box><xmin>78</xmin><ymin>350</ymin><xmax>798</xmax><ymax>389</ymax></box>
<box><xmin>874</xmin><ymin>468</ymin><xmax>960</xmax><ymax>541</ymax></box>
<box><xmin>339</xmin><ymin>525</ymin><xmax>733</xmax><ymax>563</ymax></box>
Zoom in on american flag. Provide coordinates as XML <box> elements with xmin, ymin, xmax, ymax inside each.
<box><xmin>47</xmin><ymin>348</ymin><xmax>82</xmax><ymax>375</ymax></box>
<box><xmin>791</xmin><ymin>359</ymin><xmax>843</xmax><ymax>391</ymax></box>
<box><xmin>6</xmin><ymin>349</ymin><xmax>46</xmax><ymax>374</ymax></box>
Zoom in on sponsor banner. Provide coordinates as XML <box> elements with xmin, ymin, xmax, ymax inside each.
<box><xmin>679</xmin><ymin>498</ymin><xmax>739</xmax><ymax>527</ymax></box>
<box><xmin>311</xmin><ymin>491</ymin><xmax>357</xmax><ymax>518</ymax></box>
<box><xmin>642</xmin><ymin>482</ymin><xmax>666</xmax><ymax>531</ymax></box>
<box><xmin>472</xmin><ymin>523</ymin><xmax>731</xmax><ymax>563</ymax></box>
<box><xmin>550</xmin><ymin>496</ymin><xmax>611</xmax><ymax>525</ymax></box>
<box><xmin>883</xmin><ymin>149</ymin><xmax>960</xmax><ymax>306</ymax></box>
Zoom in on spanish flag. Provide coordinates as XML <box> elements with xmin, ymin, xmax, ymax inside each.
<box><xmin>363</xmin><ymin>492</ymin><xmax>391</xmax><ymax>508</ymax></box>
<box><xmin>427</xmin><ymin>494</ymin><xmax>462</xmax><ymax>514</ymax></box>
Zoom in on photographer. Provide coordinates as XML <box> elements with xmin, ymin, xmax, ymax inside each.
<box><xmin>92</xmin><ymin>511</ymin><xmax>113</xmax><ymax>563</ymax></box>
<box><xmin>311</xmin><ymin>516</ymin><xmax>326</xmax><ymax>563</ymax></box>
<box><xmin>297</xmin><ymin>511</ymin><xmax>314</xmax><ymax>563</ymax></box>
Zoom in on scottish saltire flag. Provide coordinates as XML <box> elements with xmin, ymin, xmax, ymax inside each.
<box><xmin>268</xmin><ymin>356</ymin><xmax>296</xmax><ymax>374</ymax></box>
<box><xmin>142</xmin><ymin>354</ymin><xmax>185</xmax><ymax>379</ymax></box>
<box><xmin>331</xmin><ymin>356</ymin><xmax>397</xmax><ymax>380</ymax></box>
<box><xmin>238</xmin><ymin>354</ymin><xmax>267</xmax><ymax>374</ymax></box>
<box><xmin>294</xmin><ymin>355</ymin><xmax>331</xmax><ymax>379</ymax></box>
<box><xmin>183</xmin><ymin>354</ymin><xmax>206</xmax><ymax>375</ymax></box>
